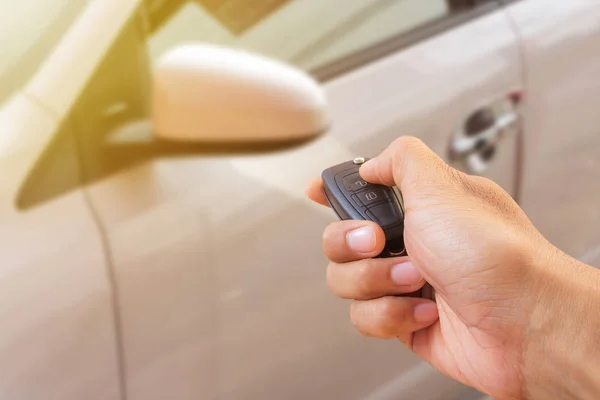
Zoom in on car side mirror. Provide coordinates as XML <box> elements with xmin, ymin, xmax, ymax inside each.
<box><xmin>152</xmin><ymin>44</ymin><xmax>330</xmax><ymax>144</ymax></box>
<box><xmin>18</xmin><ymin>44</ymin><xmax>331</xmax><ymax>210</ymax></box>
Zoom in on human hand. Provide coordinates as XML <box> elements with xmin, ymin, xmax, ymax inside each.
<box><xmin>306</xmin><ymin>137</ymin><xmax>600</xmax><ymax>400</ymax></box>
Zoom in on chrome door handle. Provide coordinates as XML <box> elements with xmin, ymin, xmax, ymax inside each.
<box><xmin>449</xmin><ymin>97</ymin><xmax>520</xmax><ymax>175</ymax></box>
<box><xmin>450</xmin><ymin>112</ymin><xmax>518</xmax><ymax>158</ymax></box>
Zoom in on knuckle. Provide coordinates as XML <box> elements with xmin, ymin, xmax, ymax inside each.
<box><xmin>455</xmin><ymin>172</ymin><xmax>493</xmax><ymax>197</ymax></box>
<box><xmin>350</xmin><ymin>302</ymin><xmax>377</xmax><ymax>338</ymax></box>
<box><xmin>322</xmin><ymin>223</ymin><xmax>348</xmax><ymax>260</ymax></box>
<box><xmin>322</xmin><ymin>222</ymin><xmax>339</xmax><ymax>243</ymax></box>
<box><xmin>377</xmin><ymin>297</ymin><xmax>399</xmax><ymax>319</ymax></box>
<box><xmin>349</xmin><ymin>302</ymin><xmax>366</xmax><ymax>333</ymax></box>
<box><xmin>499</xmin><ymin>234</ymin><xmax>533</xmax><ymax>265</ymax></box>
<box><xmin>392</xmin><ymin>136</ymin><xmax>453</xmax><ymax>190</ymax></box>
<box><xmin>447</xmin><ymin>167</ymin><xmax>470</xmax><ymax>187</ymax></box>
<box><xmin>351</xmin><ymin>299</ymin><xmax>403</xmax><ymax>339</ymax></box>
<box><xmin>377</xmin><ymin>302</ymin><xmax>401</xmax><ymax>338</ymax></box>
<box><xmin>391</xmin><ymin>136</ymin><xmax>424</xmax><ymax>166</ymax></box>
<box><xmin>460</xmin><ymin>174</ymin><xmax>523</xmax><ymax>219</ymax></box>
<box><xmin>355</xmin><ymin>260</ymin><xmax>377</xmax><ymax>297</ymax></box>
<box><xmin>349</xmin><ymin>301</ymin><xmax>359</xmax><ymax>322</ymax></box>
<box><xmin>325</xmin><ymin>263</ymin><xmax>338</xmax><ymax>294</ymax></box>
<box><xmin>393</xmin><ymin>136</ymin><xmax>424</xmax><ymax>152</ymax></box>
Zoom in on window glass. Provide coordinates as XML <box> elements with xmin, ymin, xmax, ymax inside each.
<box><xmin>0</xmin><ymin>0</ymin><xmax>90</xmax><ymax>105</ymax></box>
<box><xmin>148</xmin><ymin>0</ymin><xmax>454</xmax><ymax>71</ymax></box>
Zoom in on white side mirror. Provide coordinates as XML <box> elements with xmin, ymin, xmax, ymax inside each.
<box><xmin>152</xmin><ymin>44</ymin><xmax>329</xmax><ymax>143</ymax></box>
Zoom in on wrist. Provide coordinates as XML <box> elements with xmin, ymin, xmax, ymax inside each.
<box><xmin>523</xmin><ymin>245</ymin><xmax>600</xmax><ymax>400</ymax></box>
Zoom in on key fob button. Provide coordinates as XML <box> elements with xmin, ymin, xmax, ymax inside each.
<box><xmin>367</xmin><ymin>202</ymin><xmax>402</xmax><ymax>227</ymax></box>
<box><xmin>341</xmin><ymin>173</ymin><xmax>369</xmax><ymax>192</ymax></box>
<box><xmin>323</xmin><ymin>159</ymin><xmax>405</xmax><ymax>255</ymax></box>
<box><xmin>352</xmin><ymin>188</ymin><xmax>387</xmax><ymax>206</ymax></box>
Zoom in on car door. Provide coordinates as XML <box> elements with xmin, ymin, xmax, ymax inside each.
<box><xmin>0</xmin><ymin>1</ymin><xmax>121</xmax><ymax>398</ymax></box>
<box><xmin>68</xmin><ymin>1</ymin><xmax>522</xmax><ymax>399</ymax></box>
<box><xmin>504</xmin><ymin>0</ymin><xmax>600</xmax><ymax>268</ymax></box>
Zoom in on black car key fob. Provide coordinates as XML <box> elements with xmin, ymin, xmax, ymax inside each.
<box><xmin>321</xmin><ymin>157</ymin><xmax>435</xmax><ymax>300</ymax></box>
<box><xmin>321</xmin><ymin>157</ymin><xmax>406</xmax><ymax>258</ymax></box>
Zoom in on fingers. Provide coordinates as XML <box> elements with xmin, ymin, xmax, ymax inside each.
<box><xmin>327</xmin><ymin>258</ymin><xmax>425</xmax><ymax>300</ymax></box>
<box><xmin>350</xmin><ymin>297</ymin><xmax>439</xmax><ymax>339</ymax></box>
<box><xmin>308</xmin><ymin>137</ymin><xmax>461</xmax><ymax>209</ymax></box>
<box><xmin>323</xmin><ymin>220</ymin><xmax>386</xmax><ymax>263</ymax></box>
<box><xmin>359</xmin><ymin>136</ymin><xmax>458</xmax><ymax>196</ymax></box>
<box><xmin>305</xmin><ymin>178</ymin><xmax>329</xmax><ymax>207</ymax></box>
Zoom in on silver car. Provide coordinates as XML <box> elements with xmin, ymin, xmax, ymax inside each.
<box><xmin>1</xmin><ymin>0</ymin><xmax>599</xmax><ymax>399</ymax></box>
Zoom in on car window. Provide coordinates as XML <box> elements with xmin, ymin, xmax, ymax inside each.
<box><xmin>148</xmin><ymin>0</ymin><xmax>486</xmax><ymax>74</ymax></box>
<box><xmin>0</xmin><ymin>0</ymin><xmax>90</xmax><ymax>106</ymax></box>
<box><xmin>15</xmin><ymin>0</ymin><xmax>495</xmax><ymax>208</ymax></box>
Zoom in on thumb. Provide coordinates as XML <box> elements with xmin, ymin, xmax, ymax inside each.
<box><xmin>359</xmin><ymin>137</ymin><xmax>463</xmax><ymax>208</ymax></box>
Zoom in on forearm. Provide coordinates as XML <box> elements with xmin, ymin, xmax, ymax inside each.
<box><xmin>524</xmin><ymin>249</ymin><xmax>600</xmax><ymax>400</ymax></box>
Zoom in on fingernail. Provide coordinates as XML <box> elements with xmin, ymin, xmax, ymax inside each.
<box><xmin>347</xmin><ymin>227</ymin><xmax>376</xmax><ymax>253</ymax></box>
<box><xmin>391</xmin><ymin>262</ymin><xmax>423</xmax><ymax>286</ymax></box>
<box><xmin>414</xmin><ymin>302</ymin><xmax>438</xmax><ymax>324</ymax></box>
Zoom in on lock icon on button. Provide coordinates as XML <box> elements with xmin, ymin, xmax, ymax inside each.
<box><xmin>365</xmin><ymin>192</ymin><xmax>378</xmax><ymax>201</ymax></box>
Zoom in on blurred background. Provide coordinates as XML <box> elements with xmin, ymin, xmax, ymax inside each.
<box><xmin>2</xmin><ymin>0</ymin><xmax>459</xmax><ymax>104</ymax></box>
<box><xmin>1</xmin><ymin>1</ymin><xmax>599</xmax><ymax>399</ymax></box>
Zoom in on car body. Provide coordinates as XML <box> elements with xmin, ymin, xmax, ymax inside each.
<box><xmin>1</xmin><ymin>0</ymin><xmax>599</xmax><ymax>399</ymax></box>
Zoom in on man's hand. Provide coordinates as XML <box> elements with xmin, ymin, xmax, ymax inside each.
<box><xmin>306</xmin><ymin>137</ymin><xmax>600</xmax><ymax>400</ymax></box>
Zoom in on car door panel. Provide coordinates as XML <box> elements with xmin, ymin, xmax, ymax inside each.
<box><xmin>326</xmin><ymin>11</ymin><xmax>522</xmax><ymax>196</ymax></box>
<box><xmin>505</xmin><ymin>1</ymin><xmax>600</xmax><ymax>267</ymax></box>
<box><xmin>78</xmin><ymin>4</ymin><xmax>521</xmax><ymax>400</ymax></box>
<box><xmin>211</xmin><ymin>9</ymin><xmax>521</xmax><ymax>400</ymax></box>
<box><xmin>0</xmin><ymin>94</ymin><xmax>120</xmax><ymax>399</ymax></box>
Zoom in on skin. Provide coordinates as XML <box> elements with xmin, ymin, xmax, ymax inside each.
<box><xmin>306</xmin><ymin>137</ymin><xmax>600</xmax><ymax>400</ymax></box>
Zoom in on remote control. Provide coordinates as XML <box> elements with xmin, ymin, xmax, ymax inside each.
<box><xmin>321</xmin><ymin>157</ymin><xmax>406</xmax><ymax>258</ymax></box>
<box><xmin>322</xmin><ymin>157</ymin><xmax>434</xmax><ymax>300</ymax></box>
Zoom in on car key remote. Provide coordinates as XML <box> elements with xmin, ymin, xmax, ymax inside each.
<box><xmin>321</xmin><ymin>157</ymin><xmax>406</xmax><ymax>258</ymax></box>
<box><xmin>321</xmin><ymin>157</ymin><xmax>434</xmax><ymax>300</ymax></box>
